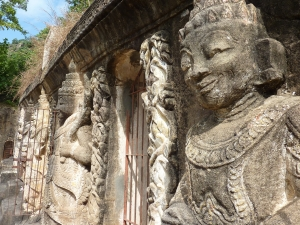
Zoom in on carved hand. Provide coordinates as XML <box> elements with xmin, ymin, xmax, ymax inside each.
<box><xmin>161</xmin><ymin>203</ymin><xmax>199</xmax><ymax>225</ymax></box>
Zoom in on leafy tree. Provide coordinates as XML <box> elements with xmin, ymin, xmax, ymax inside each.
<box><xmin>0</xmin><ymin>0</ymin><xmax>28</xmax><ymax>34</ymax></box>
<box><xmin>36</xmin><ymin>26</ymin><xmax>50</xmax><ymax>40</ymax></box>
<box><xmin>66</xmin><ymin>0</ymin><xmax>93</xmax><ymax>12</ymax></box>
<box><xmin>0</xmin><ymin>38</ymin><xmax>32</xmax><ymax>104</ymax></box>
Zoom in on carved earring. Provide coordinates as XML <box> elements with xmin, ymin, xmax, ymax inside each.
<box><xmin>254</xmin><ymin>38</ymin><xmax>286</xmax><ymax>91</ymax></box>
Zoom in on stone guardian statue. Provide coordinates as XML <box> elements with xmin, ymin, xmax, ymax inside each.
<box><xmin>43</xmin><ymin>61</ymin><xmax>92</xmax><ymax>225</ymax></box>
<box><xmin>162</xmin><ymin>0</ymin><xmax>300</xmax><ymax>224</ymax></box>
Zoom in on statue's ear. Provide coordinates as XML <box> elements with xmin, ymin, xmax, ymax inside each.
<box><xmin>254</xmin><ymin>38</ymin><xmax>287</xmax><ymax>90</ymax></box>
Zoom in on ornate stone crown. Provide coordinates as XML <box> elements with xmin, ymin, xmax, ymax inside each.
<box><xmin>57</xmin><ymin>61</ymin><xmax>84</xmax><ymax>114</ymax></box>
<box><xmin>194</xmin><ymin>0</ymin><xmax>243</xmax><ymax>11</ymax></box>
<box><xmin>180</xmin><ymin>0</ymin><xmax>264</xmax><ymax>39</ymax></box>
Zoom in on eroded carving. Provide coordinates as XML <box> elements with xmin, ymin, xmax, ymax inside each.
<box><xmin>43</xmin><ymin>61</ymin><xmax>92</xmax><ymax>225</ymax></box>
<box><xmin>87</xmin><ymin>67</ymin><xmax>111</xmax><ymax>225</ymax></box>
<box><xmin>140</xmin><ymin>31</ymin><xmax>178</xmax><ymax>224</ymax></box>
<box><xmin>13</xmin><ymin>107</ymin><xmax>25</xmax><ymax>170</ymax></box>
<box><xmin>162</xmin><ymin>0</ymin><xmax>300</xmax><ymax>224</ymax></box>
<box><xmin>22</xmin><ymin>88</ymin><xmax>50</xmax><ymax>213</ymax></box>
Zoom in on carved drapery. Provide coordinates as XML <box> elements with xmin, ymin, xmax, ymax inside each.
<box><xmin>87</xmin><ymin>67</ymin><xmax>111</xmax><ymax>225</ymax></box>
<box><xmin>140</xmin><ymin>31</ymin><xmax>178</xmax><ymax>224</ymax></box>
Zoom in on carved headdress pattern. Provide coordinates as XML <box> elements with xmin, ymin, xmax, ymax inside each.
<box><xmin>180</xmin><ymin>0</ymin><xmax>264</xmax><ymax>39</ymax></box>
<box><xmin>57</xmin><ymin>61</ymin><xmax>84</xmax><ymax>114</ymax></box>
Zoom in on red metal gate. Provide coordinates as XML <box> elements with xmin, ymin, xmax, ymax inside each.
<box><xmin>123</xmin><ymin>72</ymin><xmax>149</xmax><ymax>225</ymax></box>
<box><xmin>3</xmin><ymin>141</ymin><xmax>14</xmax><ymax>159</ymax></box>
<box><xmin>5</xmin><ymin>107</ymin><xmax>53</xmax><ymax>217</ymax></box>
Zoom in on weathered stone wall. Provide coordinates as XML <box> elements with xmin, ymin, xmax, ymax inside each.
<box><xmin>12</xmin><ymin>0</ymin><xmax>300</xmax><ymax>224</ymax></box>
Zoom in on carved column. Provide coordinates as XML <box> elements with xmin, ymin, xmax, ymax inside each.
<box><xmin>140</xmin><ymin>31</ymin><xmax>178</xmax><ymax>224</ymax></box>
<box><xmin>87</xmin><ymin>67</ymin><xmax>111</xmax><ymax>225</ymax></box>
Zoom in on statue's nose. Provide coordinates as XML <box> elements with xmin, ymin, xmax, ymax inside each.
<box><xmin>188</xmin><ymin>67</ymin><xmax>210</xmax><ymax>82</ymax></box>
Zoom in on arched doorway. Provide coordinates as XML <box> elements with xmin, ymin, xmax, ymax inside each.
<box><xmin>123</xmin><ymin>71</ymin><xmax>149</xmax><ymax>225</ymax></box>
<box><xmin>3</xmin><ymin>140</ymin><xmax>14</xmax><ymax>159</ymax></box>
<box><xmin>108</xmin><ymin>49</ymin><xmax>149</xmax><ymax>224</ymax></box>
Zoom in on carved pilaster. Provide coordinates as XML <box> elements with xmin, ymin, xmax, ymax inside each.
<box><xmin>140</xmin><ymin>31</ymin><xmax>178</xmax><ymax>224</ymax></box>
<box><xmin>87</xmin><ymin>67</ymin><xmax>111</xmax><ymax>225</ymax></box>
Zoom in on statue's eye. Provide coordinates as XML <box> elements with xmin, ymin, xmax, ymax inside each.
<box><xmin>181</xmin><ymin>51</ymin><xmax>193</xmax><ymax>72</ymax></box>
<box><xmin>206</xmin><ymin>47</ymin><xmax>232</xmax><ymax>59</ymax></box>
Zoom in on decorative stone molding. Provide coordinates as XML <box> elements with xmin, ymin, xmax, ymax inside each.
<box><xmin>140</xmin><ymin>31</ymin><xmax>178</xmax><ymax>224</ymax></box>
<box><xmin>87</xmin><ymin>67</ymin><xmax>111</xmax><ymax>225</ymax></box>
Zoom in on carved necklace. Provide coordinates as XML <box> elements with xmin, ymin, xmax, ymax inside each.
<box><xmin>186</xmin><ymin>96</ymin><xmax>294</xmax><ymax>168</ymax></box>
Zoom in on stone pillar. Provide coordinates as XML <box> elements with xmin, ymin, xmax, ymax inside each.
<box><xmin>140</xmin><ymin>31</ymin><xmax>178</xmax><ymax>224</ymax></box>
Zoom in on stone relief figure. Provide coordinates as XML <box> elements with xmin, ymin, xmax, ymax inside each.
<box><xmin>140</xmin><ymin>31</ymin><xmax>178</xmax><ymax>224</ymax></box>
<box><xmin>13</xmin><ymin>107</ymin><xmax>25</xmax><ymax>170</ymax></box>
<box><xmin>162</xmin><ymin>0</ymin><xmax>300</xmax><ymax>224</ymax></box>
<box><xmin>43</xmin><ymin>61</ymin><xmax>92</xmax><ymax>225</ymax></box>
<box><xmin>16</xmin><ymin>101</ymin><xmax>35</xmax><ymax>180</ymax></box>
<box><xmin>23</xmin><ymin>88</ymin><xmax>50</xmax><ymax>213</ymax></box>
<box><xmin>87</xmin><ymin>67</ymin><xmax>111</xmax><ymax>225</ymax></box>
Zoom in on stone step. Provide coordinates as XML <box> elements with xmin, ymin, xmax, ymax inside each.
<box><xmin>0</xmin><ymin>195</ymin><xmax>23</xmax><ymax>225</ymax></box>
<box><xmin>0</xmin><ymin>190</ymin><xmax>42</xmax><ymax>225</ymax></box>
<box><xmin>0</xmin><ymin>172</ymin><xmax>17</xmax><ymax>184</ymax></box>
<box><xmin>1</xmin><ymin>191</ymin><xmax>24</xmax><ymax>215</ymax></box>
<box><xmin>0</xmin><ymin>179</ymin><xmax>23</xmax><ymax>204</ymax></box>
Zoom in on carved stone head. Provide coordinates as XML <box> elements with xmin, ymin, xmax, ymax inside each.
<box><xmin>180</xmin><ymin>0</ymin><xmax>287</xmax><ymax>110</ymax></box>
<box><xmin>57</xmin><ymin>61</ymin><xmax>84</xmax><ymax>122</ymax></box>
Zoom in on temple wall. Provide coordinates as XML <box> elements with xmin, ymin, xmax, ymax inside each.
<box><xmin>9</xmin><ymin>0</ymin><xmax>300</xmax><ymax>224</ymax></box>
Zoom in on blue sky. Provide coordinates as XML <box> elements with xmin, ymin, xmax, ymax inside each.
<box><xmin>0</xmin><ymin>0</ymin><xmax>68</xmax><ymax>43</ymax></box>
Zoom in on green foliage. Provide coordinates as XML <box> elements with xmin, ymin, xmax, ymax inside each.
<box><xmin>0</xmin><ymin>38</ymin><xmax>32</xmax><ymax>103</ymax></box>
<box><xmin>36</xmin><ymin>26</ymin><xmax>50</xmax><ymax>40</ymax></box>
<box><xmin>67</xmin><ymin>0</ymin><xmax>93</xmax><ymax>12</ymax></box>
<box><xmin>0</xmin><ymin>0</ymin><xmax>28</xmax><ymax>34</ymax></box>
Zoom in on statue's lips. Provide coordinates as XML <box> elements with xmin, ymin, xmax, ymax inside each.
<box><xmin>196</xmin><ymin>79</ymin><xmax>217</xmax><ymax>94</ymax></box>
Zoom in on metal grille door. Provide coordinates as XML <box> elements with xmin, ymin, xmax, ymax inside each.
<box><xmin>3</xmin><ymin>141</ymin><xmax>14</xmax><ymax>159</ymax></box>
<box><xmin>124</xmin><ymin>74</ymin><xmax>149</xmax><ymax>225</ymax></box>
<box><xmin>5</xmin><ymin>107</ymin><xmax>52</xmax><ymax>218</ymax></box>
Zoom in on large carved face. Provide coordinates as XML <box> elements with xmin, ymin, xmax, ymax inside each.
<box><xmin>181</xmin><ymin>21</ymin><xmax>260</xmax><ymax>110</ymax></box>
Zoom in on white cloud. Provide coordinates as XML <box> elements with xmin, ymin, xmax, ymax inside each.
<box><xmin>16</xmin><ymin>0</ymin><xmax>68</xmax><ymax>34</ymax></box>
